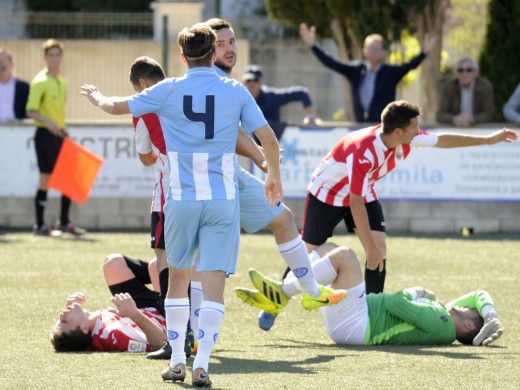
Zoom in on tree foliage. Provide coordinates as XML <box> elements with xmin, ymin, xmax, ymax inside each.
<box><xmin>265</xmin><ymin>0</ymin><xmax>435</xmax><ymax>59</ymax></box>
<box><xmin>265</xmin><ymin>0</ymin><xmax>445</xmax><ymax>122</ymax></box>
<box><xmin>479</xmin><ymin>0</ymin><xmax>520</xmax><ymax>121</ymax></box>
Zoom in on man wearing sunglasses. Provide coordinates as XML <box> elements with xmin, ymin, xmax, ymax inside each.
<box><xmin>436</xmin><ymin>57</ymin><xmax>494</xmax><ymax>127</ymax></box>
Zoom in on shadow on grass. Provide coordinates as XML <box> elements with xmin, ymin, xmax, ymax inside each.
<box><xmin>210</xmin><ymin>353</ymin><xmax>337</xmax><ymax>375</ymax></box>
<box><xmin>0</xmin><ymin>229</ymin><xmax>99</xmax><ymax>243</ymax></box>
<box><xmin>258</xmin><ymin>338</ymin><xmax>509</xmax><ymax>360</ymax></box>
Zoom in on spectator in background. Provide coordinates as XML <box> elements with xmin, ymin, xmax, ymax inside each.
<box><xmin>242</xmin><ymin>65</ymin><xmax>317</xmax><ymax>141</ymax></box>
<box><xmin>503</xmin><ymin>83</ymin><xmax>520</xmax><ymax>125</ymax></box>
<box><xmin>299</xmin><ymin>23</ymin><xmax>437</xmax><ymax>123</ymax></box>
<box><xmin>26</xmin><ymin>39</ymin><xmax>86</xmax><ymax>236</ymax></box>
<box><xmin>436</xmin><ymin>57</ymin><xmax>495</xmax><ymax>127</ymax></box>
<box><xmin>0</xmin><ymin>47</ymin><xmax>29</xmax><ymax>121</ymax></box>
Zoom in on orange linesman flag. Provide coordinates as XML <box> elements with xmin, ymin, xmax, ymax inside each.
<box><xmin>48</xmin><ymin>137</ymin><xmax>104</xmax><ymax>205</ymax></box>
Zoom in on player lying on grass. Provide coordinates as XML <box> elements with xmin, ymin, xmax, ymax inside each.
<box><xmin>236</xmin><ymin>243</ymin><xmax>504</xmax><ymax>346</ymax></box>
<box><xmin>51</xmin><ymin>254</ymin><xmax>168</xmax><ymax>352</ymax></box>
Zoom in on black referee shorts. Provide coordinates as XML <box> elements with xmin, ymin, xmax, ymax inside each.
<box><xmin>34</xmin><ymin>127</ymin><xmax>63</xmax><ymax>174</ymax></box>
<box><xmin>301</xmin><ymin>193</ymin><xmax>386</xmax><ymax>247</ymax></box>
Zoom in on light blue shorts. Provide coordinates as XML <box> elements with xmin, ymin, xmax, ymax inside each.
<box><xmin>237</xmin><ymin>167</ymin><xmax>284</xmax><ymax>233</ymax></box>
<box><xmin>163</xmin><ymin>198</ymin><xmax>240</xmax><ymax>274</ymax></box>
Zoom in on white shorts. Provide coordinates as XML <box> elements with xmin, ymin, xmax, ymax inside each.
<box><xmin>237</xmin><ymin>168</ymin><xmax>284</xmax><ymax>233</ymax></box>
<box><xmin>163</xmin><ymin>198</ymin><xmax>240</xmax><ymax>274</ymax></box>
<box><xmin>319</xmin><ymin>281</ymin><xmax>369</xmax><ymax>345</ymax></box>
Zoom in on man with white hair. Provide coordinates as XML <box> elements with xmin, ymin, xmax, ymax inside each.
<box><xmin>436</xmin><ymin>57</ymin><xmax>495</xmax><ymax>127</ymax></box>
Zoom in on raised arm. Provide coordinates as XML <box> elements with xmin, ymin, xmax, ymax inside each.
<box><xmin>434</xmin><ymin>128</ymin><xmax>517</xmax><ymax>148</ymax></box>
<box><xmin>300</xmin><ymin>23</ymin><xmax>356</xmax><ymax>79</ymax></box>
<box><xmin>81</xmin><ymin>84</ymin><xmax>131</xmax><ymax>115</ymax></box>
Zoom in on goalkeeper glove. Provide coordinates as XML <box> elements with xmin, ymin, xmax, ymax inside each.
<box><xmin>473</xmin><ymin>312</ymin><xmax>504</xmax><ymax>346</ymax></box>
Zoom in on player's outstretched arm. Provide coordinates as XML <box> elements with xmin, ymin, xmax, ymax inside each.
<box><xmin>81</xmin><ymin>84</ymin><xmax>131</xmax><ymax>115</ymax></box>
<box><xmin>435</xmin><ymin>128</ymin><xmax>517</xmax><ymax>148</ymax></box>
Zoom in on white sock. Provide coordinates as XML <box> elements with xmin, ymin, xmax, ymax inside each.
<box><xmin>165</xmin><ymin>297</ymin><xmax>190</xmax><ymax>368</ymax></box>
<box><xmin>278</xmin><ymin>236</ymin><xmax>320</xmax><ymax>297</ymax></box>
<box><xmin>190</xmin><ymin>281</ymin><xmax>203</xmax><ymax>341</ymax></box>
<box><xmin>192</xmin><ymin>300</ymin><xmax>225</xmax><ymax>373</ymax></box>
<box><xmin>283</xmin><ymin>253</ymin><xmax>337</xmax><ymax>297</ymax></box>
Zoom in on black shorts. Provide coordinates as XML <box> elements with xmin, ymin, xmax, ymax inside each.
<box><xmin>301</xmin><ymin>193</ymin><xmax>385</xmax><ymax>246</ymax></box>
<box><xmin>108</xmin><ymin>255</ymin><xmax>162</xmax><ymax>314</ymax></box>
<box><xmin>34</xmin><ymin>127</ymin><xmax>63</xmax><ymax>173</ymax></box>
<box><xmin>151</xmin><ymin>211</ymin><xmax>165</xmax><ymax>249</ymax></box>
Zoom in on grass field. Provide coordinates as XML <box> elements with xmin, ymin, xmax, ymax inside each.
<box><xmin>1</xmin><ymin>230</ymin><xmax>519</xmax><ymax>390</ymax></box>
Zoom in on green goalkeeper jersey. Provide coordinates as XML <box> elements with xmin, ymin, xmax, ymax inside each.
<box><xmin>364</xmin><ymin>290</ymin><xmax>495</xmax><ymax>345</ymax></box>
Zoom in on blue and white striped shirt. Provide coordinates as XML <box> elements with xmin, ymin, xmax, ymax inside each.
<box><xmin>128</xmin><ymin>67</ymin><xmax>267</xmax><ymax>201</ymax></box>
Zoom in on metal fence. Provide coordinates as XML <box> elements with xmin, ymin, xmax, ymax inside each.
<box><xmin>0</xmin><ymin>11</ymin><xmax>298</xmax><ymax>41</ymax></box>
<box><xmin>2</xmin><ymin>11</ymin><xmax>154</xmax><ymax>40</ymax></box>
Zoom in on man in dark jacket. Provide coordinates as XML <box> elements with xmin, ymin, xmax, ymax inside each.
<box><xmin>0</xmin><ymin>47</ymin><xmax>29</xmax><ymax>121</ymax></box>
<box><xmin>299</xmin><ymin>23</ymin><xmax>437</xmax><ymax>123</ymax></box>
<box><xmin>242</xmin><ymin>65</ymin><xmax>317</xmax><ymax>141</ymax></box>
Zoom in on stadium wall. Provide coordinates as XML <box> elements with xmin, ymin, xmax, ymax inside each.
<box><xmin>1</xmin><ymin>124</ymin><xmax>519</xmax><ymax>234</ymax></box>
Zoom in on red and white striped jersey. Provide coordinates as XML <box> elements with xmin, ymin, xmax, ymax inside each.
<box><xmin>89</xmin><ymin>307</ymin><xmax>166</xmax><ymax>352</ymax></box>
<box><xmin>133</xmin><ymin>114</ymin><xmax>169</xmax><ymax>213</ymax></box>
<box><xmin>308</xmin><ymin>125</ymin><xmax>437</xmax><ymax>206</ymax></box>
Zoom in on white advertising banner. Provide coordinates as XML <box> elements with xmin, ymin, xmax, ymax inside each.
<box><xmin>0</xmin><ymin>126</ymin><xmax>156</xmax><ymax>197</ymax></box>
<box><xmin>3</xmin><ymin>125</ymin><xmax>519</xmax><ymax>202</ymax></box>
<box><xmin>251</xmin><ymin>126</ymin><xmax>520</xmax><ymax>202</ymax></box>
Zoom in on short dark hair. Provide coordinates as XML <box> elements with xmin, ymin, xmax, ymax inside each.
<box><xmin>381</xmin><ymin>100</ymin><xmax>421</xmax><ymax>134</ymax></box>
<box><xmin>129</xmin><ymin>56</ymin><xmax>166</xmax><ymax>86</ymax></box>
<box><xmin>456</xmin><ymin>315</ymin><xmax>484</xmax><ymax>345</ymax></box>
<box><xmin>177</xmin><ymin>23</ymin><xmax>217</xmax><ymax>67</ymax></box>
<box><xmin>50</xmin><ymin>325</ymin><xmax>92</xmax><ymax>352</ymax></box>
<box><xmin>43</xmin><ymin>39</ymin><xmax>64</xmax><ymax>55</ymax></box>
<box><xmin>205</xmin><ymin>18</ymin><xmax>233</xmax><ymax>31</ymax></box>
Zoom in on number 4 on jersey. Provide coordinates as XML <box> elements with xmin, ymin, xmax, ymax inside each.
<box><xmin>183</xmin><ymin>95</ymin><xmax>215</xmax><ymax>139</ymax></box>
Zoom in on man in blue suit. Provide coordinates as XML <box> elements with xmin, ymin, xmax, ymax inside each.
<box><xmin>299</xmin><ymin>24</ymin><xmax>437</xmax><ymax>123</ymax></box>
<box><xmin>0</xmin><ymin>48</ymin><xmax>29</xmax><ymax>121</ymax></box>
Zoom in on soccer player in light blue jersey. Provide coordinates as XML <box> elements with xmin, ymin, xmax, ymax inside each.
<box><xmin>82</xmin><ymin>23</ymin><xmax>282</xmax><ymax>388</ymax></box>
<box><xmin>205</xmin><ymin>18</ymin><xmax>347</xmax><ymax>331</ymax></box>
